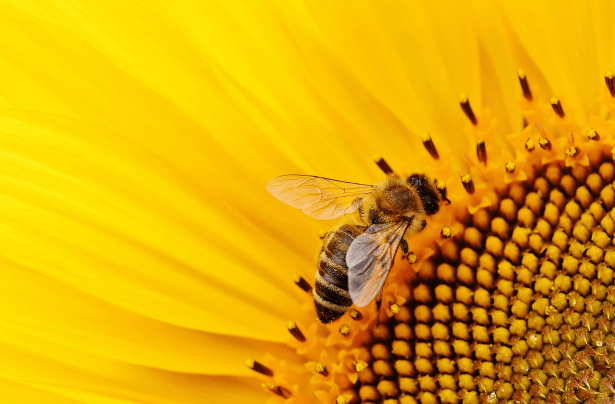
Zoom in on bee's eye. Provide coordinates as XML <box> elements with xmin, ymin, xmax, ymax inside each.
<box><xmin>422</xmin><ymin>197</ymin><xmax>439</xmax><ymax>215</ymax></box>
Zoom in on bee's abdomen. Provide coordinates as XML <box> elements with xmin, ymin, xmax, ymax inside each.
<box><xmin>314</xmin><ymin>224</ymin><xmax>365</xmax><ymax>323</ymax></box>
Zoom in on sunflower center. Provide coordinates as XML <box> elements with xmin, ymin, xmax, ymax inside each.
<box><xmin>352</xmin><ymin>158</ymin><xmax>615</xmax><ymax>404</ymax></box>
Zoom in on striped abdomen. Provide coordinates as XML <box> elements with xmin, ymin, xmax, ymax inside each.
<box><xmin>314</xmin><ymin>224</ymin><xmax>367</xmax><ymax>323</ymax></box>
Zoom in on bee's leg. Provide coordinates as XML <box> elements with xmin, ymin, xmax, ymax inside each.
<box><xmin>400</xmin><ymin>239</ymin><xmax>409</xmax><ymax>256</ymax></box>
<box><xmin>419</xmin><ymin>219</ymin><xmax>427</xmax><ymax>232</ymax></box>
<box><xmin>375</xmin><ymin>290</ymin><xmax>383</xmax><ymax>328</ymax></box>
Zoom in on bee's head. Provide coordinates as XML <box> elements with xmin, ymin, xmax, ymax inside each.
<box><xmin>406</xmin><ymin>174</ymin><xmax>442</xmax><ymax>215</ymax></box>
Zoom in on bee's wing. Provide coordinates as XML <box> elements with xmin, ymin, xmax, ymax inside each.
<box><xmin>346</xmin><ymin>221</ymin><xmax>409</xmax><ymax>307</ymax></box>
<box><xmin>266</xmin><ymin>175</ymin><xmax>374</xmax><ymax>220</ymax></box>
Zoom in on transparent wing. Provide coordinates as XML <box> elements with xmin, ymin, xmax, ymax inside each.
<box><xmin>266</xmin><ymin>175</ymin><xmax>374</xmax><ymax>220</ymax></box>
<box><xmin>346</xmin><ymin>221</ymin><xmax>409</xmax><ymax>307</ymax></box>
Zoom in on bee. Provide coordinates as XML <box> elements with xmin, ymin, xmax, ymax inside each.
<box><xmin>267</xmin><ymin>173</ymin><xmax>447</xmax><ymax>323</ymax></box>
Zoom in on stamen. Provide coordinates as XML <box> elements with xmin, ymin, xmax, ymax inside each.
<box><xmin>339</xmin><ymin>324</ymin><xmax>350</xmax><ymax>336</ymax></box>
<box><xmin>245</xmin><ymin>359</ymin><xmax>274</xmax><ymax>377</ymax></box>
<box><xmin>348</xmin><ymin>308</ymin><xmax>363</xmax><ymax>321</ymax></box>
<box><xmin>460</xmin><ymin>94</ymin><xmax>477</xmax><ymax>125</ymax></box>
<box><xmin>286</xmin><ymin>321</ymin><xmax>306</xmax><ymax>342</ymax></box>
<box><xmin>407</xmin><ymin>252</ymin><xmax>417</xmax><ymax>263</ymax></box>
<box><xmin>606</xmin><ymin>71</ymin><xmax>615</xmax><ymax>97</ymax></box>
<box><xmin>505</xmin><ymin>161</ymin><xmax>516</xmax><ymax>173</ymax></box>
<box><xmin>518</xmin><ymin>69</ymin><xmax>533</xmax><ymax>101</ymax></box>
<box><xmin>566</xmin><ymin>132</ymin><xmax>577</xmax><ymax>157</ymax></box>
<box><xmin>389</xmin><ymin>303</ymin><xmax>400</xmax><ymax>314</ymax></box>
<box><xmin>262</xmin><ymin>383</ymin><xmax>292</xmax><ymax>399</ymax></box>
<box><xmin>587</xmin><ymin>128</ymin><xmax>600</xmax><ymax>141</ymax></box>
<box><xmin>612</xmin><ymin>147</ymin><xmax>615</xmax><ymax>159</ymax></box>
<box><xmin>477</xmin><ymin>138</ymin><xmax>487</xmax><ymax>164</ymax></box>
<box><xmin>441</xmin><ymin>227</ymin><xmax>452</xmax><ymax>238</ymax></box>
<box><xmin>353</xmin><ymin>360</ymin><xmax>369</xmax><ymax>372</ymax></box>
<box><xmin>421</xmin><ymin>133</ymin><xmax>439</xmax><ymax>159</ymax></box>
<box><xmin>318</xmin><ymin>228</ymin><xmax>328</xmax><ymax>239</ymax></box>
<box><xmin>315</xmin><ymin>362</ymin><xmax>329</xmax><ymax>376</ymax></box>
<box><xmin>550</xmin><ymin>97</ymin><xmax>565</xmax><ymax>118</ymax></box>
<box><xmin>293</xmin><ymin>274</ymin><xmax>312</xmax><ymax>293</ymax></box>
<box><xmin>525</xmin><ymin>139</ymin><xmax>536</xmax><ymax>151</ymax></box>
<box><xmin>336</xmin><ymin>396</ymin><xmax>347</xmax><ymax>404</ymax></box>
<box><xmin>435</xmin><ymin>179</ymin><xmax>450</xmax><ymax>203</ymax></box>
<box><xmin>538</xmin><ymin>137</ymin><xmax>551</xmax><ymax>150</ymax></box>
<box><xmin>459</xmin><ymin>170</ymin><xmax>475</xmax><ymax>194</ymax></box>
<box><xmin>373</xmin><ymin>155</ymin><xmax>394</xmax><ymax>175</ymax></box>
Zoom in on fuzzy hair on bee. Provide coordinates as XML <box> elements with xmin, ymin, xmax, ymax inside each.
<box><xmin>267</xmin><ymin>173</ymin><xmax>446</xmax><ymax>323</ymax></box>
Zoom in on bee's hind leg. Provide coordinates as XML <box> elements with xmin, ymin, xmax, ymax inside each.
<box><xmin>375</xmin><ymin>290</ymin><xmax>383</xmax><ymax>328</ymax></box>
<box><xmin>400</xmin><ymin>238</ymin><xmax>410</xmax><ymax>261</ymax></box>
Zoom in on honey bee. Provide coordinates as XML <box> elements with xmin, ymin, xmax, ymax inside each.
<box><xmin>267</xmin><ymin>174</ymin><xmax>447</xmax><ymax>323</ymax></box>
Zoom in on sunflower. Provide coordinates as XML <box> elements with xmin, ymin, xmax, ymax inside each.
<box><xmin>1</xmin><ymin>1</ymin><xmax>615</xmax><ymax>404</ymax></box>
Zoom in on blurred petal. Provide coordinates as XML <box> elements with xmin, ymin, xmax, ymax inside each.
<box><xmin>0</xmin><ymin>325</ymin><xmax>269</xmax><ymax>404</ymax></box>
<box><xmin>0</xmin><ymin>1</ymin><xmax>613</xmax><ymax>403</ymax></box>
<box><xmin>0</xmin><ymin>377</ymin><xmax>84</xmax><ymax>404</ymax></box>
<box><xmin>0</xmin><ymin>110</ymin><xmax>309</xmax><ymax>341</ymax></box>
<box><xmin>0</xmin><ymin>254</ymin><xmax>299</xmax><ymax>375</ymax></box>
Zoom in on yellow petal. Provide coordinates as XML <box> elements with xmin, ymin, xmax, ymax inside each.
<box><xmin>501</xmin><ymin>0</ymin><xmax>604</xmax><ymax>122</ymax></box>
<box><xmin>0</xmin><ymin>325</ymin><xmax>269</xmax><ymax>403</ymax></box>
<box><xmin>0</xmin><ymin>111</ymin><xmax>311</xmax><ymax>340</ymax></box>
<box><xmin>0</xmin><ymin>254</ymin><xmax>300</xmax><ymax>375</ymax></box>
<box><xmin>0</xmin><ymin>376</ymin><xmax>85</xmax><ymax>404</ymax></box>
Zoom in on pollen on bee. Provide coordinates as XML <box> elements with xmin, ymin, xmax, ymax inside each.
<box><xmin>460</xmin><ymin>93</ymin><xmax>478</xmax><ymax>125</ymax></box>
<box><xmin>459</xmin><ymin>170</ymin><xmax>475</xmax><ymax>194</ymax></box>
<box><xmin>550</xmin><ymin>97</ymin><xmax>565</xmax><ymax>118</ymax></box>
<box><xmin>373</xmin><ymin>155</ymin><xmax>394</xmax><ymax>175</ymax></box>
<box><xmin>262</xmin><ymin>383</ymin><xmax>292</xmax><ymax>398</ymax></box>
<box><xmin>505</xmin><ymin>161</ymin><xmax>516</xmax><ymax>173</ymax></box>
<box><xmin>518</xmin><ymin>69</ymin><xmax>533</xmax><ymax>101</ymax></box>
<box><xmin>421</xmin><ymin>133</ymin><xmax>439</xmax><ymax>159</ymax></box>
<box><xmin>587</xmin><ymin>128</ymin><xmax>600</xmax><ymax>141</ymax></box>
<box><xmin>287</xmin><ymin>321</ymin><xmax>306</xmax><ymax>342</ymax></box>
<box><xmin>606</xmin><ymin>70</ymin><xmax>615</xmax><ymax>97</ymax></box>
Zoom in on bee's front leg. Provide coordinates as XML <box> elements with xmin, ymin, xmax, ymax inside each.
<box><xmin>419</xmin><ymin>219</ymin><xmax>427</xmax><ymax>232</ymax></box>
